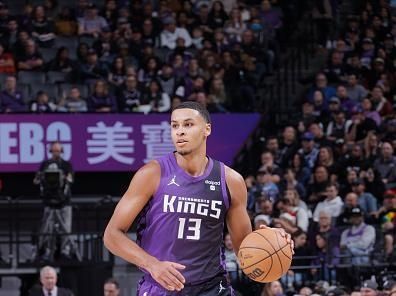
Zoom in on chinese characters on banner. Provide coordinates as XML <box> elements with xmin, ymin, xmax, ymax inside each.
<box><xmin>0</xmin><ymin>114</ymin><xmax>260</xmax><ymax>172</ymax></box>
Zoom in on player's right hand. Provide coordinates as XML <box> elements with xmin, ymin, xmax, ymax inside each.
<box><xmin>149</xmin><ymin>261</ymin><xmax>186</xmax><ymax>291</ymax></box>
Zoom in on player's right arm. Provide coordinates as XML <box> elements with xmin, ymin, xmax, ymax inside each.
<box><xmin>103</xmin><ymin>161</ymin><xmax>185</xmax><ymax>291</ymax></box>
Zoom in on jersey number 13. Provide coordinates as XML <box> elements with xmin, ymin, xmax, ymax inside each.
<box><xmin>177</xmin><ymin>218</ymin><xmax>201</xmax><ymax>240</ymax></box>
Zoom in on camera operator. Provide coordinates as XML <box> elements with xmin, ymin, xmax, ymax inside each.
<box><xmin>33</xmin><ymin>141</ymin><xmax>75</xmax><ymax>261</ymax></box>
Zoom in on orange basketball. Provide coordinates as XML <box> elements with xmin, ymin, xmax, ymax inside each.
<box><xmin>237</xmin><ymin>228</ymin><xmax>293</xmax><ymax>283</ymax></box>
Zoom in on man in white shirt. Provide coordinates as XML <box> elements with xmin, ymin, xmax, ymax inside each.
<box><xmin>29</xmin><ymin>266</ymin><xmax>73</xmax><ymax>296</ymax></box>
<box><xmin>160</xmin><ymin>17</ymin><xmax>192</xmax><ymax>50</ymax></box>
<box><xmin>313</xmin><ymin>183</ymin><xmax>344</xmax><ymax>222</ymax></box>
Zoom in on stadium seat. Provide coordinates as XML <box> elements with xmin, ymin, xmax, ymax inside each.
<box><xmin>18</xmin><ymin>71</ymin><xmax>46</xmax><ymax>85</ymax></box>
<box><xmin>30</xmin><ymin>84</ymin><xmax>60</xmax><ymax>102</ymax></box>
<box><xmin>78</xmin><ymin>36</ymin><xmax>95</xmax><ymax>47</ymax></box>
<box><xmin>40</xmin><ymin>47</ymin><xmax>58</xmax><ymax>63</ymax></box>
<box><xmin>16</xmin><ymin>83</ymin><xmax>31</xmax><ymax>104</ymax></box>
<box><xmin>46</xmin><ymin>71</ymin><xmax>69</xmax><ymax>84</ymax></box>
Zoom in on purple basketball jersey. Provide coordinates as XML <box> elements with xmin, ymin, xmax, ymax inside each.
<box><xmin>136</xmin><ymin>153</ymin><xmax>231</xmax><ymax>285</ymax></box>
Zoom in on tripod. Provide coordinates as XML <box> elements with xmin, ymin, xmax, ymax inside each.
<box><xmin>38</xmin><ymin>206</ymin><xmax>82</xmax><ymax>262</ymax></box>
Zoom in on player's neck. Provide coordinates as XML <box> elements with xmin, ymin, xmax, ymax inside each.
<box><xmin>175</xmin><ymin>151</ymin><xmax>208</xmax><ymax>177</ymax></box>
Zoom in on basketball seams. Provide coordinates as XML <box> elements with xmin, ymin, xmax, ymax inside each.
<box><xmin>238</xmin><ymin>248</ymin><xmax>271</xmax><ymax>270</ymax></box>
<box><xmin>254</xmin><ymin>231</ymin><xmax>284</xmax><ymax>274</ymax></box>
<box><xmin>275</xmin><ymin>231</ymin><xmax>292</xmax><ymax>260</ymax></box>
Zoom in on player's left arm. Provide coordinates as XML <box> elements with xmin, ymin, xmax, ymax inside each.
<box><xmin>225</xmin><ymin>166</ymin><xmax>253</xmax><ymax>252</ymax></box>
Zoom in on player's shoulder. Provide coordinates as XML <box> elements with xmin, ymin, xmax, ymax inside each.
<box><xmin>224</xmin><ymin>165</ymin><xmax>245</xmax><ymax>187</ymax></box>
<box><xmin>135</xmin><ymin>160</ymin><xmax>161</xmax><ymax>177</ymax></box>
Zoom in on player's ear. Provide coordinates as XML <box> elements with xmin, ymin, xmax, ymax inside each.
<box><xmin>205</xmin><ymin>123</ymin><xmax>211</xmax><ymax>137</ymax></box>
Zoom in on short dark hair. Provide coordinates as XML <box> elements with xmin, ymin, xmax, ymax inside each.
<box><xmin>172</xmin><ymin>101</ymin><xmax>211</xmax><ymax>124</ymax></box>
<box><xmin>104</xmin><ymin>278</ymin><xmax>119</xmax><ymax>289</ymax></box>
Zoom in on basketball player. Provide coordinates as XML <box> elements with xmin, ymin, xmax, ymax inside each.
<box><xmin>104</xmin><ymin>102</ymin><xmax>293</xmax><ymax>295</ymax></box>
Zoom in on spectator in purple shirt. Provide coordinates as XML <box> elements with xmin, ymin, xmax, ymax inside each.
<box><xmin>0</xmin><ymin>76</ymin><xmax>27</xmax><ymax>112</ymax></box>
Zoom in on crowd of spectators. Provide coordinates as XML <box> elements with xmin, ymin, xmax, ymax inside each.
<box><xmin>223</xmin><ymin>0</ymin><xmax>396</xmax><ymax>294</ymax></box>
<box><xmin>0</xmin><ymin>0</ymin><xmax>288</xmax><ymax>114</ymax></box>
<box><xmin>0</xmin><ymin>0</ymin><xmax>395</xmax><ymax>294</ymax></box>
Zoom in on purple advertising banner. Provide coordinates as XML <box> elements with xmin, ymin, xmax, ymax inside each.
<box><xmin>0</xmin><ymin>114</ymin><xmax>260</xmax><ymax>172</ymax></box>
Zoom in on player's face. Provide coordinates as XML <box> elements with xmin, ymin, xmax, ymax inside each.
<box><xmin>171</xmin><ymin>108</ymin><xmax>211</xmax><ymax>156</ymax></box>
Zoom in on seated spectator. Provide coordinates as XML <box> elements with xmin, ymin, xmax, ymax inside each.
<box><xmin>17</xmin><ymin>39</ymin><xmax>44</xmax><ymax>71</ymax></box>
<box><xmin>306</xmin><ymin>72</ymin><xmax>336</xmax><ymax>103</ymax></box>
<box><xmin>346</xmin><ymin>73</ymin><xmax>368</xmax><ymax>102</ymax></box>
<box><xmin>337</xmin><ymin>192</ymin><xmax>359</xmax><ymax>226</ymax></box>
<box><xmin>117</xmin><ymin>75</ymin><xmax>143</xmax><ymax>113</ymax></box>
<box><xmin>275</xmin><ymin>195</ymin><xmax>309</xmax><ymax>233</ymax></box>
<box><xmin>30</xmin><ymin>91</ymin><xmax>57</xmax><ymax>113</ymax></box>
<box><xmin>311</xmin><ymin>233</ymin><xmax>339</xmax><ymax>282</ymax></box>
<box><xmin>316</xmin><ymin>146</ymin><xmax>337</xmax><ymax>182</ymax></box>
<box><xmin>259</xmin><ymin>150</ymin><xmax>282</xmax><ymax>183</ymax></box>
<box><xmin>370</xmin><ymin>86</ymin><xmax>393</xmax><ymax>118</ymax></box>
<box><xmin>79</xmin><ymin>48</ymin><xmax>108</xmax><ymax>83</ymax></box>
<box><xmin>313</xmin><ymin>183</ymin><xmax>344</xmax><ymax>222</ymax></box>
<box><xmin>140</xmin><ymin>79</ymin><xmax>170</xmax><ymax>113</ymax></box>
<box><xmin>351</xmin><ymin>178</ymin><xmax>378</xmax><ymax>219</ymax></box>
<box><xmin>361</xmin><ymin>98</ymin><xmax>381</xmax><ymax>127</ymax></box>
<box><xmin>28</xmin><ymin>265</ymin><xmax>73</xmax><ymax>296</ymax></box>
<box><xmin>306</xmin><ymin>166</ymin><xmax>329</xmax><ymax>205</ymax></box>
<box><xmin>78</xmin><ymin>3</ymin><xmax>108</xmax><ymax>38</ymax></box>
<box><xmin>284</xmin><ymin>230</ymin><xmax>312</xmax><ymax>288</ymax></box>
<box><xmin>346</xmin><ymin>106</ymin><xmax>378</xmax><ymax>143</ymax></box>
<box><xmin>29</xmin><ymin>5</ymin><xmax>56</xmax><ymax>48</ymax></box>
<box><xmin>375</xmin><ymin>191</ymin><xmax>396</xmax><ymax>258</ymax></box>
<box><xmin>194</xmin><ymin>91</ymin><xmax>228</xmax><ymax>113</ymax></box>
<box><xmin>254</xmin><ymin>214</ymin><xmax>271</xmax><ymax>229</ymax></box>
<box><xmin>223</xmin><ymin>8</ymin><xmax>246</xmax><ymax>43</ymax></box>
<box><xmin>103</xmin><ymin>278</ymin><xmax>120</xmax><ymax>296</ymax></box>
<box><xmin>298</xmin><ymin>132</ymin><xmax>319</xmax><ymax>170</ymax></box>
<box><xmin>54</xmin><ymin>6</ymin><xmax>78</xmax><ymax>36</ymax></box>
<box><xmin>108</xmin><ymin>56</ymin><xmax>127</xmax><ymax>88</ymax></box>
<box><xmin>224</xmin><ymin>233</ymin><xmax>239</xmax><ymax>286</ymax></box>
<box><xmin>57</xmin><ymin>87</ymin><xmax>88</xmax><ymax>113</ymax></box>
<box><xmin>278</xmin><ymin>126</ymin><xmax>298</xmax><ymax>167</ymax></box>
<box><xmin>137</xmin><ymin>57</ymin><xmax>160</xmax><ymax>85</ymax></box>
<box><xmin>248</xmin><ymin>169</ymin><xmax>279</xmax><ymax>213</ymax></box>
<box><xmin>309</xmin><ymin>210</ymin><xmax>340</xmax><ymax>250</ymax></box>
<box><xmin>326</xmin><ymin>110</ymin><xmax>353</xmax><ymax>143</ymax></box>
<box><xmin>337</xmin><ymin>144</ymin><xmax>368</xmax><ymax>179</ymax></box>
<box><xmin>0</xmin><ymin>76</ymin><xmax>27</xmax><ymax>113</ymax></box>
<box><xmin>279</xmin><ymin>169</ymin><xmax>306</xmax><ymax>200</ymax></box>
<box><xmin>87</xmin><ymin>80</ymin><xmax>117</xmax><ymax>112</ymax></box>
<box><xmin>364</xmin><ymin>167</ymin><xmax>386</xmax><ymax>204</ymax></box>
<box><xmin>76</xmin><ymin>42</ymin><xmax>89</xmax><ymax>64</ymax></box>
<box><xmin>46</xmin><ymin>46</ymin><xmax>76</xmax><ymax>74</ymax></box>
<box><xmin>0</xmin><ymin>43</ymin><xmax>15</xmax><ymax>74</ymax></box>
<box><xmin>339</xmin><ymin>168</ymin><xmax>359</xmax><ymax>198</ymax></box>
<box><xmin>158</xmin><ymin>64</ymin><xmax>178</xmax><ymax>97</ymax></box>
<box><xmin>340</xmin><ymin>206</ymin><xmax>376</xmax><ymax>265</ymax></box>
<box><xmin>373</xmin><ymin>142</ymin><xmax>396</xmax><ymax>186</ymax></box>
<box><xmin>160</xmin><ymin>16</ymin><xmax>192</xmax><ymax>50</ymax></box>
<box><xmin>288</xmin><ymin>153</ymin><xmax>311</xmax><ymax>187</ymax></box>
<box><xmin>261</xmin><ymin>281</ymin><xmax>285</xmax><ymax>296</ymax></box>
<box><xmin>360</xmin><ymin>280</ymin><xmax>378</xmax><ymax>296</ymax></box>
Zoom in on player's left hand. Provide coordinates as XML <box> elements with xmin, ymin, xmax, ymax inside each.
<box><xmin>259</xmin><ymin>225</ymin><xmax>295</xmax><ymax>255</ymax></box>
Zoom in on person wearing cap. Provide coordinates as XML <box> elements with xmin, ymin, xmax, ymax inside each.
<box><xmin>79</xmin><ymin>48</ymin><xmax>109</xmax><ymax>82</ymax></box>
<box><xmin>160</xmin><ymin>16</ymin><xmax>192</xmax><ymax>50</ymax></box>
<box><xmin>78</xmin><ymin>3</ymin><xmax>108</xmax><ymax>38</ymax></box>
<box><xmin>351</xmin><ymin>178</ymin><xmax>378</xmax><ymax>219</ymax></box>
<box><xmin>340</xmin><ymin>206</ymin><xmax>376</xmax><ymax>265</ymax></box>
<box><xmin>298</xmin><ymin>132</ymin><xmax>319</xmax><ymax>170</ymax></box>
<box><xmin>360</xmin><ymin>279</ymin><xmax>378</xmax><ymax>296</ymax></box>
